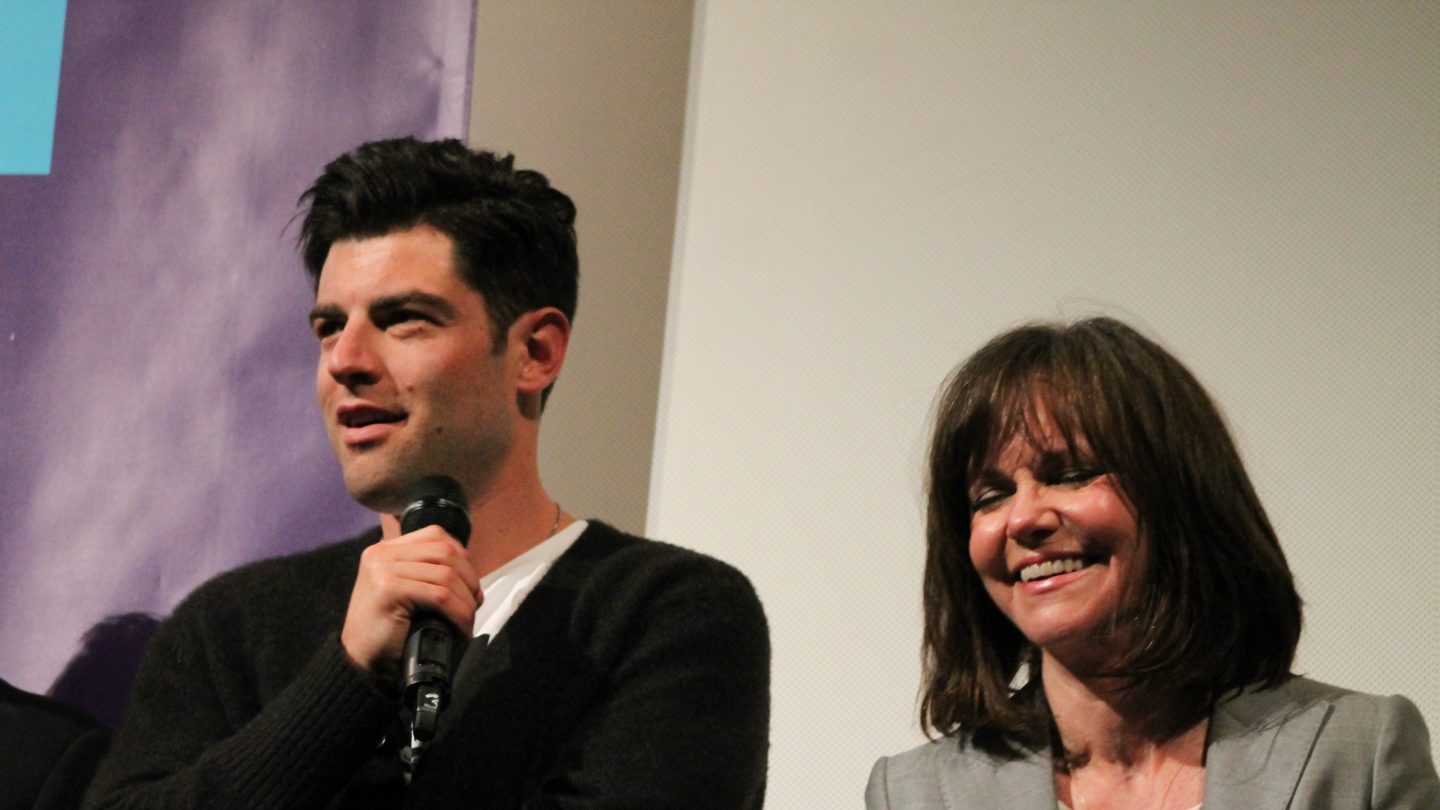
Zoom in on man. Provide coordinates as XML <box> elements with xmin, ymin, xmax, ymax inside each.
<box><xmin>86</xmin><ymin>138</ymin><xmax>769</xmax><ymax>808</ymax></box>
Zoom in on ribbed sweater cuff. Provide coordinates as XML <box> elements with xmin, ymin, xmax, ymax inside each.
<box><xmin>218</xmin><ymin>636</ymin><xmax>396</xmax><ymax>807</ymax></box>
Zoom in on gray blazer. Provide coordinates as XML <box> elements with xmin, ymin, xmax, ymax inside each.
<box><xmin>866</xmin><ymin>678</ymin><xmax>1440</xmax><ymax>809</ymax></box>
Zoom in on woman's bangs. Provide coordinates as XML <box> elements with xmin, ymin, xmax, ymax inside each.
<box><xmin>966</xmin><ymin>370</ymin><xmax>1097</xmax><ymax>479</ymax></box>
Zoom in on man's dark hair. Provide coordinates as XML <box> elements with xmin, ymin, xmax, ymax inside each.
<box><xmin>297</xmin><ymin>137</ymin><xmax>578</xmax><ymax>348</ymax></box>
<box><xmin>920</xmin><ymin>317</ymin><xmax>1302</xmax><ymax>757</ymax></box>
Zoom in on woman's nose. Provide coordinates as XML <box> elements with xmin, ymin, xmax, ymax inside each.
<box><xmin>1006</xmin><ymin>481</ymin><xmax>1058</xmax><ymax>548</ymax></box>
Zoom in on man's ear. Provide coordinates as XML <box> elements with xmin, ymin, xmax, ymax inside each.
<box><xmin>512</xmin><ymin>307</ymin><xmax>571</xmax><ymax>401</ymax></box>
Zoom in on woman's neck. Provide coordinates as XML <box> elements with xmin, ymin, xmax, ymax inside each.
<box><xmin>1041</xmin><ymin>651</ymin><xmax>1207</xmax><ymax>770</ymax></box>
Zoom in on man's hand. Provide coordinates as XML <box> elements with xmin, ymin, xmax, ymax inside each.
<box><xmin>339</xmin><ymin>525</ymin><xmax>481</xmax><ymax>678</ymax></box>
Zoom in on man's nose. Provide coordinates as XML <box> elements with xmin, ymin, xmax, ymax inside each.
<box><xmin>325</xmin><ymin>323</ymin><xmax>381</xmax><ymax>388</ymax></box>
<box><xmin>1006</xmin><ymin>481</ymin><xmax>1058</xmax><ymax>548</ymax></box>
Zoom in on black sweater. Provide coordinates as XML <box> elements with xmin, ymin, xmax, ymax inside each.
<box><xmin>85</xmin><ymin>522</ymin><xmax>769</xmax><ymax>809</ymax></box>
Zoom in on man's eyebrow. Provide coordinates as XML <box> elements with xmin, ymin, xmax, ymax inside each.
<box><xmin>308</xmin><ymin>303</ymin><xmax>343</xmax><ymax>324</ymax></box>
<box><xmin>307</xmin><ymin>292</ymin><xmax>458</xmax><ymax>325</ymax></box>
<box><xmin>369</xmin><ymin>291</ymin><xmax>456</xmax><ymax>318</ymax></box>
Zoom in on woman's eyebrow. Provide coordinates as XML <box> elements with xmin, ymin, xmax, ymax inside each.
<box><xmin>966</xmin><ymin>466</ymin><xmax>1008</xmax><ymax>489</ymax></box>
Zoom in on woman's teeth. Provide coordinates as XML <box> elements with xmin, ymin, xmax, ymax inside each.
<box><xmin>1019</xmin><ymin>558</ymin><xmax>1089</xmax><ymax>583</ymax></box>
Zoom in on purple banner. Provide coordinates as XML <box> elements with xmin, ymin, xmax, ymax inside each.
<box><xmin>0</xmin><ymin>1</ymin><xmax>474</xmax><ymax>723</ymax></box>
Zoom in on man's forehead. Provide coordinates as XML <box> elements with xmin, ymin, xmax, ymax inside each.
<box><xmin>314</xmin><ymin>226</ymin><xmax>466</xmax><ymax>303</ymax></box>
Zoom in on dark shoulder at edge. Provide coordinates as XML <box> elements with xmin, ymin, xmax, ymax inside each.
<box><xmin>0</xmin><ymin>678</ymin><xmax>107</xmax><ymax>734</ymax></box>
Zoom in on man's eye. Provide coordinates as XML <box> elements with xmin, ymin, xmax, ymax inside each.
<box><xmin>382</xmin><ymin>310</ymin><xmax>434</xmax><ymax>329</ymax></box>
<box><xmin>312</xmin><ymin>320</ymin><xmax>339</xmax><ymax>340</ymax></box>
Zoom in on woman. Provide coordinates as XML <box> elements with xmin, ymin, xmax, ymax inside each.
<box><xmin>867</xmin><ymin>318</ymin><xmax>1438</xmax><ymax>809</ymax></box>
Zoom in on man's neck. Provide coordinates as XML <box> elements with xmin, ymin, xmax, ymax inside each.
<box><xmin>379</xmin><ymin>467</ymin><xmax>574</xmax><ymax>578</ymax></box>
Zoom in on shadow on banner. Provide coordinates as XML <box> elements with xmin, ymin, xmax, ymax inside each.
<box><xmin>48</xmin><ymin>613</ymin><xmax>160</xmax><ymax>729</ymax></box>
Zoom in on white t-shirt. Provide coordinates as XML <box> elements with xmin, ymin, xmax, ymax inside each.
<box><xmin>470</xmin><ymin>520</ymin><xmax>587</xmax><ymax>642</ymax></box>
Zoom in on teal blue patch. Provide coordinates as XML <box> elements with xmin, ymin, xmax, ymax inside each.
<box><xmin>0</xmin><ymin>1</ymin><xmax>69</xmax><ymax>175</ymax></box>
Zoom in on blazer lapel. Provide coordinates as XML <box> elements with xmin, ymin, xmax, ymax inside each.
<box><xmin>989</xmin><ymin>753</ymin><xmax>1058</xmax><ymax>810</ymax></box>
<box><xmin>935</xmin><ymin>744</ymin><xmax>1055</xmax><ymax>810</ymax></box>
<box><xmin>1204</xmin><ymin>683</ymin><xmax>1332</xmax><ymax>810</ymax></box>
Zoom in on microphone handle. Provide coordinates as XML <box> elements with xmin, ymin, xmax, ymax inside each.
<box><xmin>404</xmin><ymin>612</ymin><xmax>461</xmax><ymax>741</ymax></box>
<box><xmin>395</xmin><ymin>475</ymin><xmax>470</xmax><ymax>777</ymax></box>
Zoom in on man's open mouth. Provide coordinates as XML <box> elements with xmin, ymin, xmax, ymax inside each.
<box><xmin>339</xmin><ymin>406</ymin><xmax>406</xmax><ymax>428</ymax></box>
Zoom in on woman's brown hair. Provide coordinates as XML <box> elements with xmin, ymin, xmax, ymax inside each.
<box><xmin>920</xmin><ymin>317</ymin><xmax>1301</xmax><ymax>756</ymax></box>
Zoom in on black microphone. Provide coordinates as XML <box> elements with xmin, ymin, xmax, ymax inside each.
<box><xmin>398</xmin><ymin>475</ymin><xmax>471</xmax><ymax>746</ymax></box>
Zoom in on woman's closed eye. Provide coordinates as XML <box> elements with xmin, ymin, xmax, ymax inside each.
<box><xmin>969</xmin><ymin>485</ymin><xmax>1012</xmax><ymax>512</ymax></box>
<box><xmin>1053</xmin><ymin>467</ymin><xmax>1102</xmax><ymax>486</ymax></box>
<box><xmin>968</xmin><ymin>467</ymin><xmax>1104</xmax><ymax>512</ymax></box>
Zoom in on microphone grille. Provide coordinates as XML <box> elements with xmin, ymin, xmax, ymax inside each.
<box><xmin>401</xmin><ymin>475</ymin><xmax>471</xmax><ymax>545</ymax></box>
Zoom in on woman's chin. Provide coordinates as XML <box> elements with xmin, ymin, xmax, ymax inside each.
<box><xmin>1025</xmin><ymin>622</ymin><xmax>1128</xmax><ymax>675</ymax></box>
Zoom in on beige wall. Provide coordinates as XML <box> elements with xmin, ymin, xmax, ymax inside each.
<box><xmin>654</xmin><ymin>2</ymin><xmax>1438</xmax><ymax>806</ymax></box>
<box><xmin>468</xmin><ymin>1</ymin><xmax>693</xmax><ymax>534</ymax></box>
